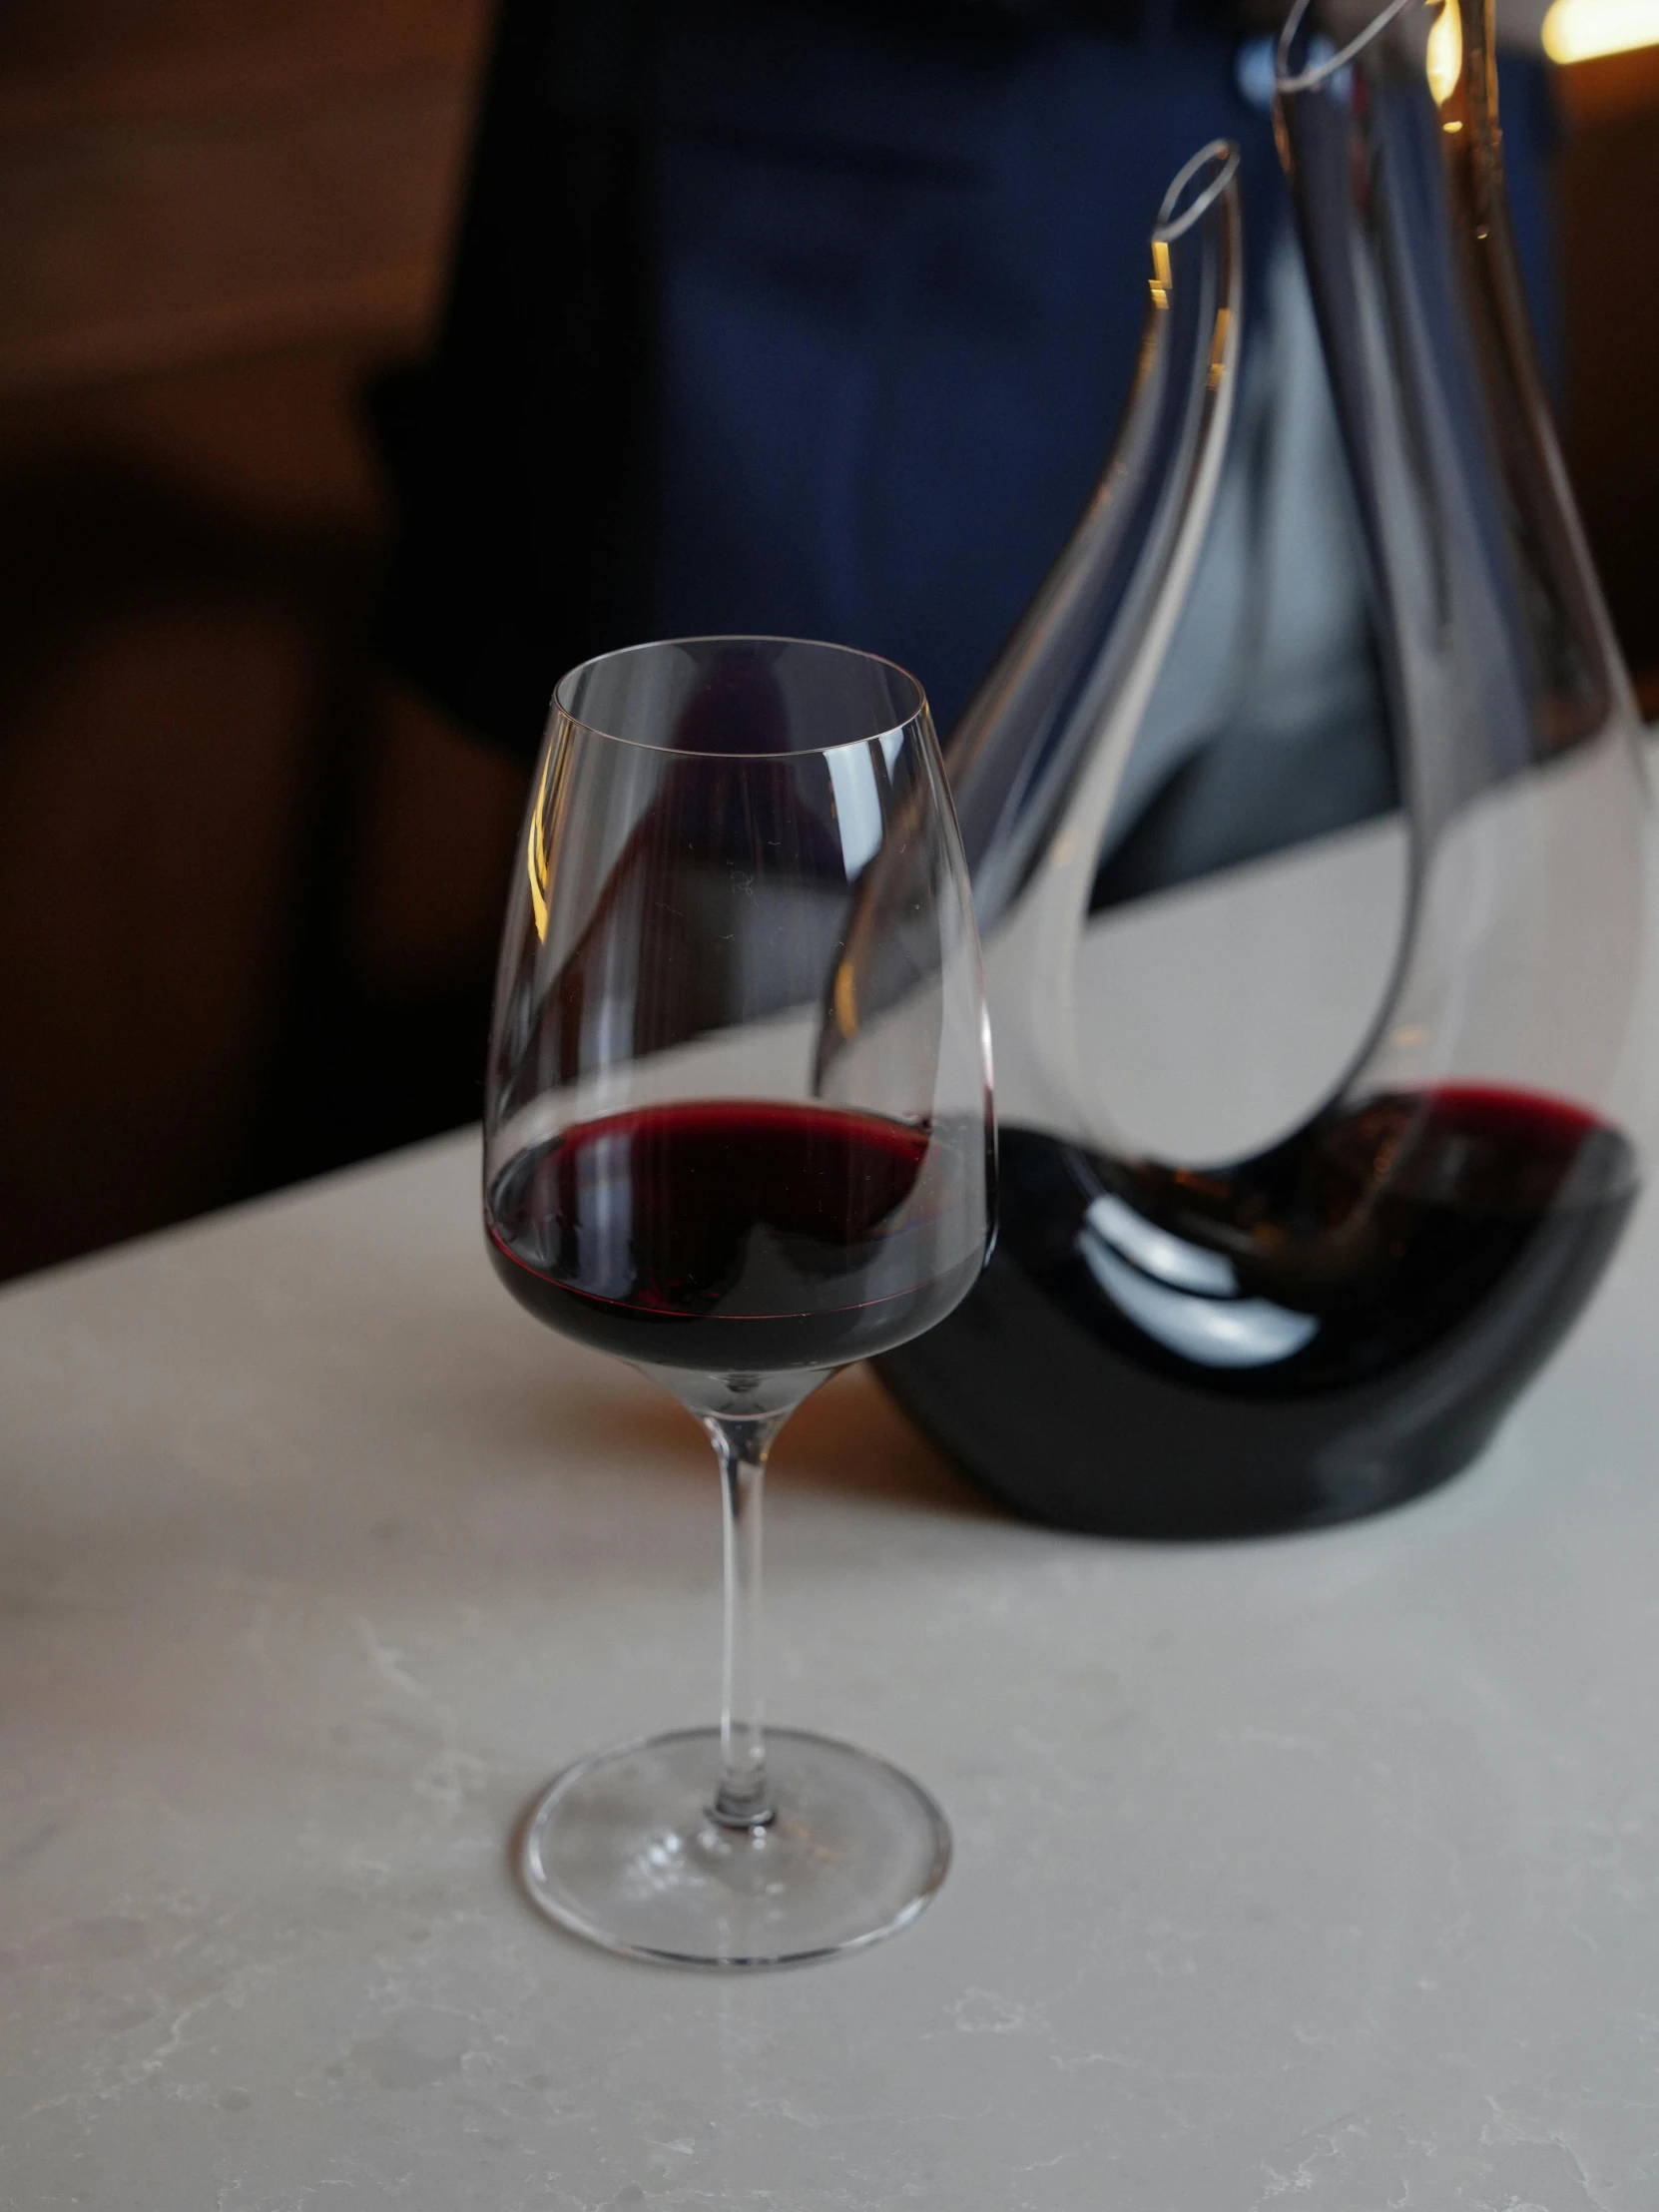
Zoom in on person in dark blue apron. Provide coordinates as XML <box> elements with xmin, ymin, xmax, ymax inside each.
<box><xmin>378</xmin><ymin>0</ymin><xmax>1559</xmax><ymax>887</ymax></box>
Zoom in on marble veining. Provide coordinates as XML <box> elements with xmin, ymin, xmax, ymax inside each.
<box><xmin>0</xmin><ymin>1131</ymin><xmax>1657</xmax><ymax>2206</ymax></box>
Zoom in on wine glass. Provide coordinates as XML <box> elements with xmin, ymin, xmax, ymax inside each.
<box><xmin>483</xmin><ymin>637</ymin><xmax>995</xmax><ymax>1967</ymax></box>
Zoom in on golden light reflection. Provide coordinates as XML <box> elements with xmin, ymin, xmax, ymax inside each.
<box><xmin>527</xmin><ymin>744</ymin><xmax>555</xmax><ymax>942</ymax></box>
<box><xmin>1208</xmin><ymin>304</ymin><xmax>1231</xmax><ymax>391</ymax></box>
<box><xmin>1426</xmin><ymin>0</ymin><xmax>1463</xmax><ymax>103</ymax></box>
<box><xmin>832</xmin><ymin>958</ymin><xmax>858</xmax><ymax>1040</ymax></box>
<box><xmin>1542</xmin><ymin>0</ymin><xmax>1659</xmax><ymax>58</ymax></box>
<box><xmin>1149</xmin><ymin>237</ymin><xmax>1172</xmax><ymax>311</ymax></box>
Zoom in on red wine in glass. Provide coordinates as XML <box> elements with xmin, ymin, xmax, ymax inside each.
<box><xmin>487</xmin><ymin>1100</ymin><xmax>984</xmax><ymax>1374</ymax></box>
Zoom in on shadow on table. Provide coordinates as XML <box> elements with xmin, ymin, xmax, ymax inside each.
<box><xmin>508</xmin><ymin>1364</ymin><xmax>1000</xmax><ymax>1521</ymax></box>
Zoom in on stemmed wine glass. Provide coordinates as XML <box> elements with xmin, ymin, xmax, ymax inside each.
<box><xmin>483</xmin><ymin>637</ymin><xmax>995</xmax><ymax>1967</ymax></box>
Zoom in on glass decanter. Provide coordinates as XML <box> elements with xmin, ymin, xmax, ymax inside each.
<box><xmin>877</xmin><ymin>53</ymin><xmax>1659</xmax><ymax>1538</ymax></box>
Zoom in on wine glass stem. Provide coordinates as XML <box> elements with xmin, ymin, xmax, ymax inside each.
<box><xmin>706</xmin><ymin>1409</ymin><xmax>786</xmax><ymax>1830</ymax></box>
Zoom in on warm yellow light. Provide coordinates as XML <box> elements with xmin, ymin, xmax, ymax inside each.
<box><xmin>1148</xmin><ymin>237</ymin><xmax>1172</xmax><ymax>311</ymax></box>
<box><xmin>832</xmin><ymin>958</ymin><xmax>858</xmax><ymax>1040</ymax></box>
<box><xmin>1426</xmin><ymin>0</ymin><xmax>1463</xmax><ymax>101</ymax></box>
<box><xmin>526</xmin><ymin>742</ymin><xmax>556</xmax><ymax>941</ymax></box>
<box><xmin>1542</xmin><ymin>0</ymin><xmax>1659</xmax><ymax>60</ymax></box>
<box><xmin>1208</xmin><ymin>305</ymin><xmax>1231</xmax><ymax>392</ymax></box>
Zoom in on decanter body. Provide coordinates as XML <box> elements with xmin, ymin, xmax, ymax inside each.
<box><xmin>876</xmin><ymin>29</ymin><xmax>1658</xmax><ymax>1539</ymax></box>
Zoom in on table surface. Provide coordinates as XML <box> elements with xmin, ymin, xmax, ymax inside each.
<box><xmin>3</xmin><ymin>1118</ymin><xmax>1658</xmax><ymax>2210</ymax></box>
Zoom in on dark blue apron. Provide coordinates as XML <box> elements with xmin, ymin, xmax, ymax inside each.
<box><xmin>380</xmin><ymin>0</ymin><xmax>1558</xmax><ymax>810</ymax></box>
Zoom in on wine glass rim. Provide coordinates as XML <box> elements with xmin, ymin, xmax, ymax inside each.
<box><xmin>551</xmin><ymin>635</ymin><xmax>932</xmax><ymax>759</ymax></box>
<box><xmin>1276</xmin><ymin>0</ymin><xmax>1421</xmax><ymax>92</ymax></box>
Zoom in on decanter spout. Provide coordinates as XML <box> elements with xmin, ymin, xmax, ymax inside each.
<box><xmin>1274</xmin><ymin>0</ymin><xmax>1659</xmax><ymax>1141</ymax></box>
<box><xmin>947</xmin><ymin>140</ymin><xmax>1244</xmax><ymax>940</ymax></box>
<box><xmin>1274</xmin><ymin>0</ymin><xmax>1631</xmax><ymax>823</ymax></box>
<box><xmin>812</xmin><ymin>144</ymin><xmax>1242</xmax><ymax>1133</ymax></box>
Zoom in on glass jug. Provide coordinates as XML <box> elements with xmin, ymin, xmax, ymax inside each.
<box><xmin>874</xmin><ymin>29</ymin><xmax>1659</xmax><ymax>1539</ymax></box>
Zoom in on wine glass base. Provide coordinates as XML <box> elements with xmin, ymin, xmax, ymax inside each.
<box><xmin>517</xmin><ymin>1727</ymin><xmax>950</xmax><ymax>1968</ymax></box>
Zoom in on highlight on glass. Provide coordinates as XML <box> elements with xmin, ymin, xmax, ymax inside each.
<box><xmin>484</xmin><ymin>637</ymin><xmax>994</xmax><ymax>1967</ymax></box>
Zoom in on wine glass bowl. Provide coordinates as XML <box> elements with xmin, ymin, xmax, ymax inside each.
<box><xmin>483</xmin><ymin>637</ymin><xmax>992</xmax><ymax>1966</ymax></box>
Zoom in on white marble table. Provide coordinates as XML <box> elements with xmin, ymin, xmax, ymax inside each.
<box><xmin>3</xmin><ymin>1122</ymin><xmax>1658</xmax><ymax>2209</ymax></box>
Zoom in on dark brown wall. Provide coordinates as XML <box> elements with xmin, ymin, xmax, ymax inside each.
<box><xmin>1558</xmin><ymin>45</ymin><xmax>1659</xmax><ymax>700</ymax></box>
<box><xmin>0</xmin><ymin>0</ymin><xmax>527</xmax><ymax>1284</ymax></box>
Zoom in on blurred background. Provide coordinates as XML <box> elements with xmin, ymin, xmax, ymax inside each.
<box><xmin>1</xmin><ymin>0</ymin><xmax>1655</xmax><ymax>1286</ymax></box>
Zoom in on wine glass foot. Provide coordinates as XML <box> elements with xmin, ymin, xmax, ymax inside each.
<box><xmin>517</xmin><ymin>1726</ymin><xmax>950</xmax><ymax>1967</ymax></box>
